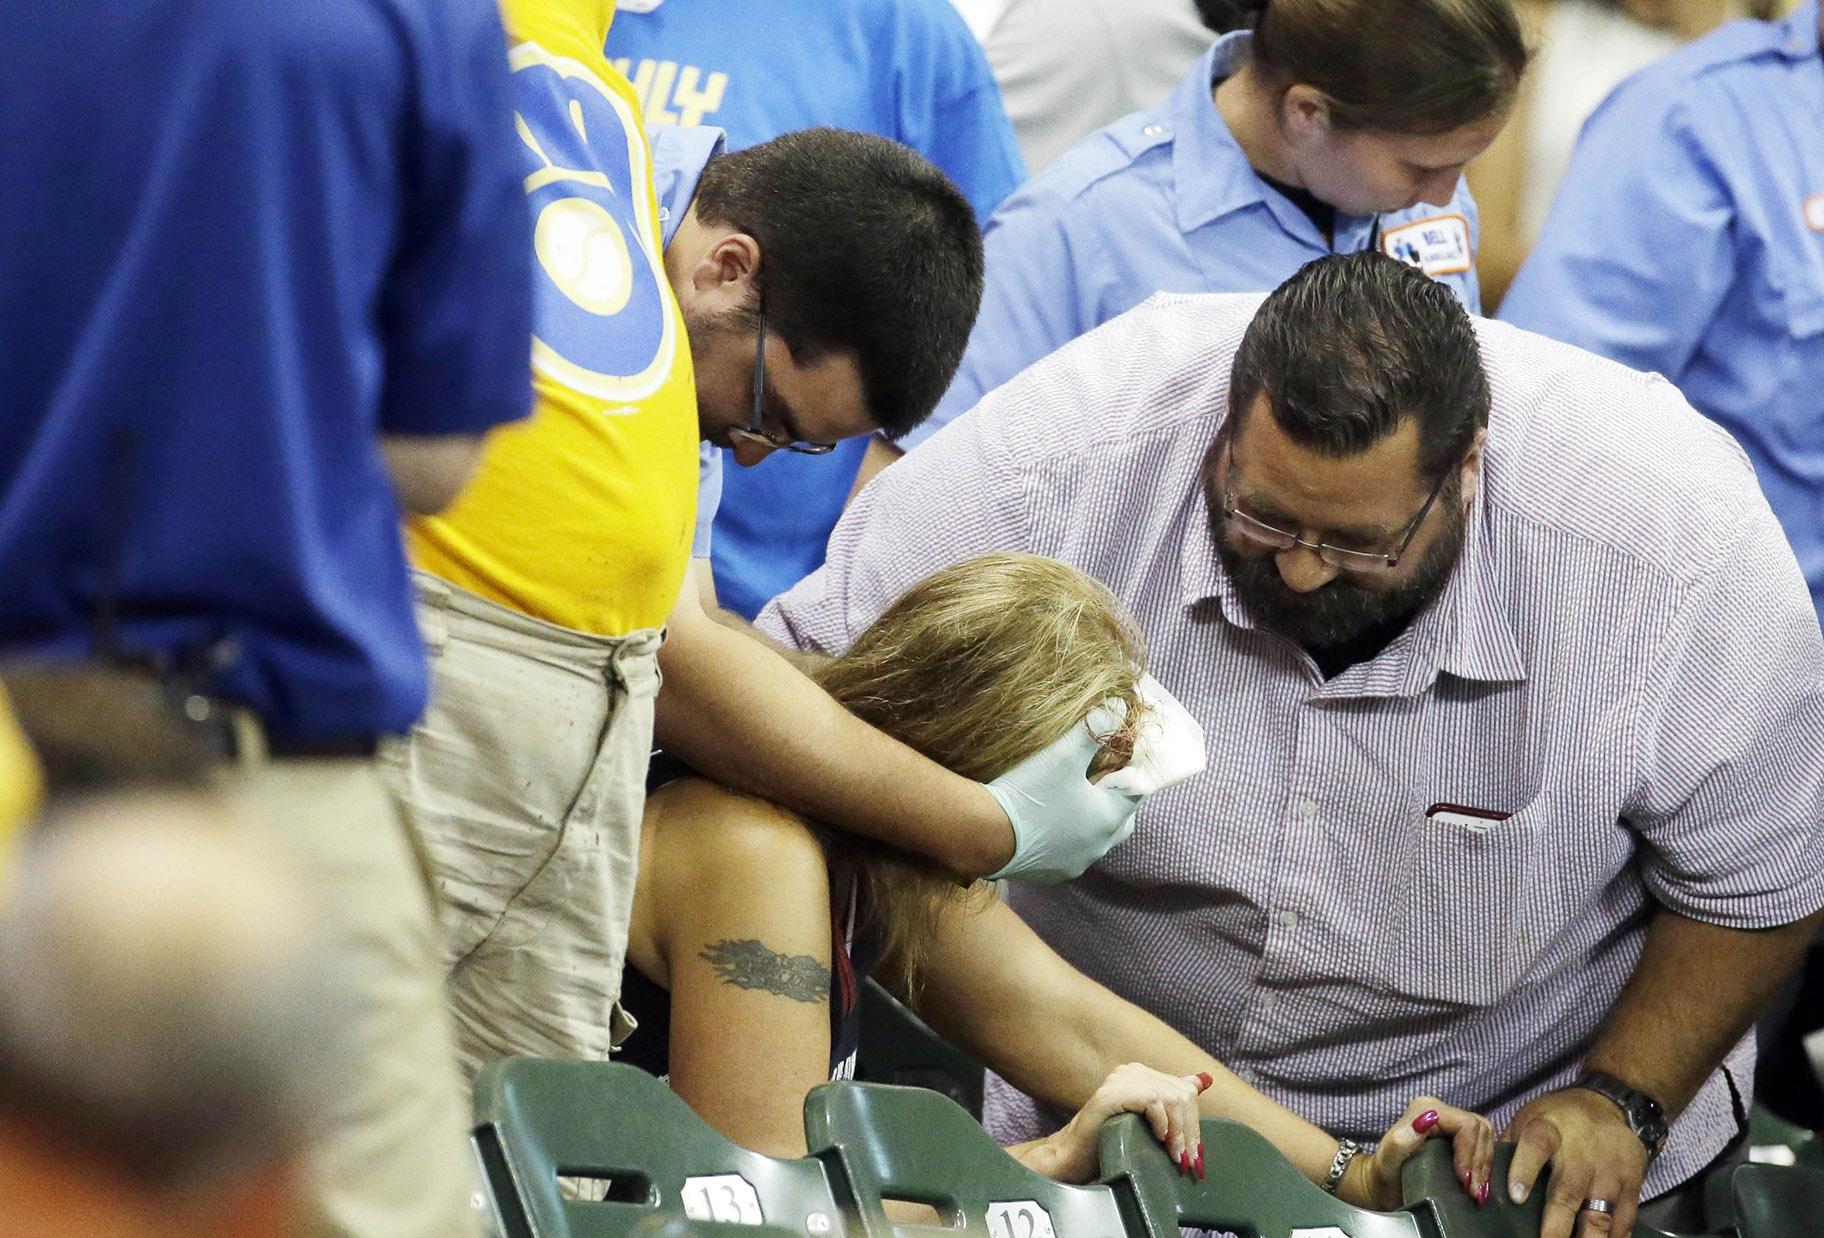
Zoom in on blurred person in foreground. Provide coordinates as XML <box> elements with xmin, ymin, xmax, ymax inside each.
<box><xmin>0</xmin><ymin>685</ymin><xmax>42</xmax><ymax>871</ymax></box>
<box><xmin>0</xmin><ymin>0</ymin><xmax>534</xmax><ymax>1230</ymax></box>
<box><xmin>0</xmin><ymin>795</ymin><xmax>334</xmax><ymax>1238</ymax></box>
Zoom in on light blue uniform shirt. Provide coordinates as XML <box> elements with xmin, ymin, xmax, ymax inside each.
<box><xmin>903</xmin><ymin>31</ymin><xmax>1485</xmax><ymax>452</ymax></box>
<box><xmin>651</xmin><ymin>125</ymin><xmax>727</xmax><ymax>560</ymax></box>
<box><xmin>1500</xmin><ymin>0</ymin><xmax>1824</xmax><ymax>628</ymax></box>
<box><xmin>611</xmin><ymin>0</ymin><xmax>1026</xmax><ymax>618</ymax></box>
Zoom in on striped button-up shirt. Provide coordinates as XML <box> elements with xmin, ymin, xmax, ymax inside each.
<box><xmin>759</xmin><ymin>293</ymin><xmax>1824</xmax><ymax>1197</ymax></box>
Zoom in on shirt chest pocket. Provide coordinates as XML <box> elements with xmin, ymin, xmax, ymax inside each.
<box><xmin>1369</xmin><ymin>806</ymin><xmax>1547</xmax><ymax>1010</ymax></box>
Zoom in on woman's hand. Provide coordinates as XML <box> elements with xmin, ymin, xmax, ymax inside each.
<box><xmin>1030</xmin><ymin>1063</ymin><xmax>1213</xmax><ymax>1184</ymax></box>
<box><xmin>1339</xmin><ymin>1095</ymin><xmax>1495</xmax><ymax>1212</ymax></box>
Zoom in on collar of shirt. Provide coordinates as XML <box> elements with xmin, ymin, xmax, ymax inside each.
<box><xmin>1169</xmin><ymin>33</ymin><xmax>1379</xmax><ymax>251</ymax></box>
<box><xmin>649</xmin><ymin>124</ymin><xmax>728</xmax><ymax>250</ymax></box>
<box><xmin>1177</xmin><ymin>451</ymin><xmax>1526</xmax><ymax>695</ymax></box>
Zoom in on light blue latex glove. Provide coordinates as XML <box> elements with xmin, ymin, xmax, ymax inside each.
<box><xmin>986</xmin><ymin>702</ymin><xmax>1144</xmax><ymax>883</ymax></box>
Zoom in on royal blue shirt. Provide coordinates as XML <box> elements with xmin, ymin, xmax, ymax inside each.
<box><xmin>610</xmin><ymin>0</ymin><xmax>1026</xmax><ymax>618</ymax></box>
<box><xmin>1500</xmin><ymin>0</ymin><xmax>1824</xmax><ymax>628</ymax></box>
<box><xmin>0</xmin><ymin>0</ymin><xmax>532</xmax><ymax>741</ymax></box>
<box><xmin>904</xmin><ymin>31</ymin><xmax>1485</xmax><ymax>453</ymax></box>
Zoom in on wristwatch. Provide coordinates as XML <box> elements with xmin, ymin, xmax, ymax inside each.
<box><xmin>1574</xmin><ymin>1071</ymin><xmax>1670</xmax><ymax>1161</ymax></box>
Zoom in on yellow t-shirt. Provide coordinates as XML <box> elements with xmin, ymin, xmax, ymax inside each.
<box><xmin>409</xmin><ymin>0</ymin><xmax>699</xmax><ymax>636</ymax></box>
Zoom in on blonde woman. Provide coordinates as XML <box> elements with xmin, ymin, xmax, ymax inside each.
<box><xmin>621</xmin><ymin>553</ymin><xmax>1494</xmax><ymax>1206</ymax></box>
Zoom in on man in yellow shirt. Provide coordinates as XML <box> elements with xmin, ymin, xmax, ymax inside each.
<box><xmin>395</xmin><ymin>0</ymin><xmax>1144</xmax><ymax>1080</ymax></box>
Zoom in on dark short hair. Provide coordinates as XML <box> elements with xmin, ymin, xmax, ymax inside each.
<box><xmin>690</xmin><ymin>129</ymin><xmax>985</xmax><ymax>439</ymax></box>
<box><xmin>1229</xmin><ymin>252</ymin><xmax>1490</xmax><ymax>482</ymax></box>
<box><xmin>1241</xmin><ymin>0</ymin><xmax>1528</xmax><ymax>135</ymax></box>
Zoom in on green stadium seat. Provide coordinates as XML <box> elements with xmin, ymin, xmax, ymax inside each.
<box><xmin>855</xmin><ymin>978</ymin><xmax>985</xmax><ymax>1119</ymax></box>
<box><xmin>804</xmin><ymin>1079</ymin><xmax>1129</xmax><ymax>1238</ymax></box>
<box><xmin>1097</xmin><ymin>1112</ymin><xmax>1425</xmax><ymax>1238</ymax></box>
<box><xmin>1400</xmin><ymin>1140</ymin><xmax>1709</xmax><ymax>1238</ymax></box>
<box><xmin>473</xmin><ymin>1058</ymin><xmax>846</xmax><ymax>1238</ymax></box>
<box><xmin>1745</xmin><ymin>1104</ymin><xmax>1824</xmax><ymax>1172</ymax></box>
<box><xmin>1703</xmin><ymin>1161</ymin><xmax>1824</xmax><ymax>1238</ymax></box>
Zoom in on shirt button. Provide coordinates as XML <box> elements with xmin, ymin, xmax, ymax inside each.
<box><xmin>1142</xmin><ymin>123</ymin><xmax>1164</xmax><ymax>137</ymax></box>
<box><xmin>1276</xmin><ymin>909</ymin><xmax>1300</xmax><ymax>929</ymax></box>
<box><xmin>1258</xmin><ymin>990</ymin><xmax>1278</xmax><ymax>1011</ymax></box>
<box><xmin>1297</xmin><ymin>799</ymin><xmax>1319</xmax><ymax>821</ymax></box>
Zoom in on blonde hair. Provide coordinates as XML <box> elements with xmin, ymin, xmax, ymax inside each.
<box><xmin>811</xmin><ymin>552</ymin><xmax>1146</xmax><ymax>994</ymax></box>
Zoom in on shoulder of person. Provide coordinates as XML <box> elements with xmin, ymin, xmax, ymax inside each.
<box><xmin>1475</xmin><ymin>319</ymin><xmax>1763</xmax><ymax>577</ymax></box>
<box><xmin>1583</xmin><ymin>16</ymin><xmax>1791</xmax><ymax>145</ymax></box>
<box><xmin>863</xmin><ymin>0</ymin><xmax>997</xmax><ymax>68</ymax></box>
<box><xmin>1029</xmin><ymin>104</ymin><xmax>1182</xmax><ymax>208</ymax></box>
<box><xmin>963</xmin><ymin>291</ymin><xmax>1258</xmax><ymax>482</ymax></box>
<box><xmin>646</xmin><ymin>778</ymin><xmax>828</xmax><ymax>895</ymax></box>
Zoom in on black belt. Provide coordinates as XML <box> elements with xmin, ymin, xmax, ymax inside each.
<box><xmin>179</xmin><ymin>694</ymin><xmax>378</xmax><ymax>763</ymax></box>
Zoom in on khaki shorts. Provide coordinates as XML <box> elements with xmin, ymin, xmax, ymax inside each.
<box><xmin>219</xmin><ymin>756</ymin><xmax>481</xmax><ymax>1238</ymax></box>
<box><xmin>383</xmin><ymin>572</ymin><xmax>662</xmax><ymax>1081</ymax></box>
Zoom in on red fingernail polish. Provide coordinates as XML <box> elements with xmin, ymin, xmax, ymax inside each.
<box><xmin>1478</xmin><ymin>1181</ymin><xmax>1490</xmax><ymax>1207</ymax></box>
<box><xmin>1196</xmin><ymin>1072</ymin><xmax>1214</xmax><ymax>1092</ymax></box>
<box><xmin>1196</xmin><ymin>1142</ymin><xmax>1206</xmax><ymax>1180</ymax></box>
<box><xmin>1179</xmin><ymin>1151</ymin><xmax>1190</xmax><ymax>1175</ymax></box>
<box><xmin>1413</xmin><ymin>1110</ymin><xmax>1440</xmax><ymax>1134</ymax></box>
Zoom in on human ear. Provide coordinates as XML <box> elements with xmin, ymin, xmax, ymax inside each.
<box><xmin>695</xmin><ymin>230</ymin><xmax>760</xmax><ymax>298</ymax></box>
<box><xmin>1279</xmin><ymin>84</ymin><xmax>1332</xmax><ymax>146</ymax></box>
<box><xmin>1458</xmin><ymin>428</ymin><xmax>1488</xmax><ymax>507</ymax></box>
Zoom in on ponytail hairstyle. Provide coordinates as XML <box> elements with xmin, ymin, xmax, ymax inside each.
<box><xmin>1239</xmin><ymin>0</ymin><xmax>1528</xmax><ymax>135</ymax></box>
<box><xmin>810</xmin><ymin>553</ymin><xmax>1147</xmax><ymax>998</ymax></box>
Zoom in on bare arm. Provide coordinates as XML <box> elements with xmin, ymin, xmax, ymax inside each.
<box><xmin>656</xmin><ymin>560</ymin><xmax>1013</xmax><ymax>877</ymax></box>
<box><xmin>378</xmin><ymin>433</ymin><xmax>488</xmax><ymax>514</ymax></box>
<box><xmin>1507</xmin><ymin>906</ymin><xmax>1823</xmax><ymax>1236</ymax></box>
<box><xmin>909</xmin><ymin>895</ymin><xmax>1492</xmax><ymax>1207</ymax></box>
<box><xmin>639</xmin><ymin>780</ymin><xmax>837</xmax><ymax>1159</ymax></box>
<box><xmin>693</xmin><ymin>558</ymin><xmax>827</xmax><ymax>670</ymax></box>
<box><xmin>1590</xmin><ymin>908</ymin><xmax>1820</xmax><ymax>1117</ymax></box>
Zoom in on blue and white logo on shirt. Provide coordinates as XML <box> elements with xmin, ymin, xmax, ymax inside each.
<box><xmin>511</xmin><ymin>42</ymin><xmax>679</xmax><ymax>402</ymax></box>
<box><xmin>1381</xmin><ymin>214</ymin><xmax>1473</xmax><ymax>278</ymax></box>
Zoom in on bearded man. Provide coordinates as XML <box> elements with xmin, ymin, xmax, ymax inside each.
<box><xmin>761</xmin><ymin>252</ymin><xmax>1824</xmax><ymax>1238</ymax></box>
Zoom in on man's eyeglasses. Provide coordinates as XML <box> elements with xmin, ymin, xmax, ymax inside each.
<box><xmin>1217</xmin><ymin>440</ymin><xmax>1452</xmax><ymax>572</ymax></box>
<box><xmin>727</xmin><ymin>301</ymin><xmax>834</xmax><ymax>456</ymax></box>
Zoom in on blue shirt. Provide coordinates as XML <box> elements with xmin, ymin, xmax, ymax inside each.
<box><xmin>610</xmin><ymin>0</ymin><xmax>1027</xmax><ymax>618</ymax></box>
<box><xmin>903</xmin><ymin>32</ymin><xmax>1485</xmax><ymax>453</ymax></box>
<box><xmin>0</xmin><ymin>0</ymin><xmax>532</xmax><ymax>741</ymax></box>
<box><xmin>1500</xmin><ymin>0</ymin><xmax>1824</xmax><ymax>628</ymax></box>
<box><xmin>651</xmin><ymin>124</ymin><xmax>730</xmax><ymax>560</ymax></box>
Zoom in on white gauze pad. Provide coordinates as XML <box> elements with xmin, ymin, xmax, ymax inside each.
<box><xmin>1096</xmin><ymin>673</ymin><xmax>1207</xmax><ymax>796</ymax></box>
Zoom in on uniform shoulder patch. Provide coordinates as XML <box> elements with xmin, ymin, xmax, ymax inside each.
<box><xmin>1380</xmin><ymin>214</ymin><xmax>1473</xmax><ymax>277</ymax></box>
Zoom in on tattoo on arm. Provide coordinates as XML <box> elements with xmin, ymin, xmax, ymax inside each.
<box><xmin>698</xmin><ymin>939</ymin><xmax>831</xmax><ymax>1004</ymax></box>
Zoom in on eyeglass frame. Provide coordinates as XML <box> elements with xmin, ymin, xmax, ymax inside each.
<box><xmin>727</xmin><ymin>298</ymin><xmax>835</xmax><ymax>456</ymax></box>
<box><xmin>1215</xmin><ymin>437</ymin><xmax>1457</xmax><ymax>572</ymax></box>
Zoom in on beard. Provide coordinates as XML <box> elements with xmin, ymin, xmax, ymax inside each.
<box><xmin>1213</xmin><ymin>478</ymin><xmax>1468</xmax><ymax>652</ymax></box>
